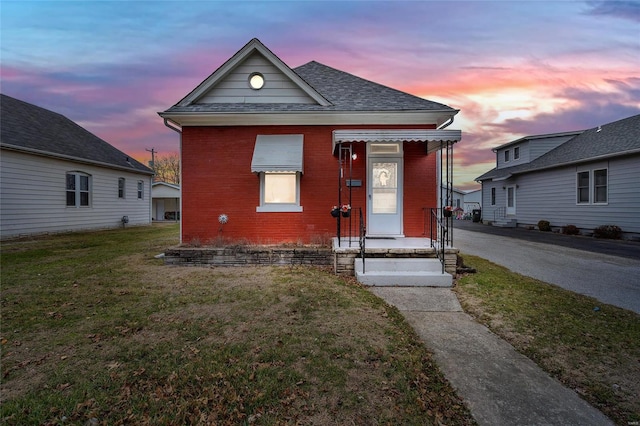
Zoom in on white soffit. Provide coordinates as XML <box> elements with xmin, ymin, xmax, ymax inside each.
<box><xmin>332</xmin><ymin>129</ymin><xmax>462</xmax><ymax>153</ymax></box>
<box><xmin>251</xmin><ymin>135</ymin><xmax>304</xmax><ymax>173</ymax></box>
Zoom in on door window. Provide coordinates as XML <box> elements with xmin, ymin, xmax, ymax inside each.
<box><xmin>372</xmin><ymin>162</ymin><xmax>397</xmax><ymax>214</ymax></box>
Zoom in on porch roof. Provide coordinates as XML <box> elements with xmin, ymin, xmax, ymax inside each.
<box><xmin>332</xmin><ymin>129</ymin><xmax>461</xmax><ymax>154</ymax></box>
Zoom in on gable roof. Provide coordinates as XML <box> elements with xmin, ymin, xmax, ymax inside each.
<box><xmin>1</xmin><ymin>94</ymin><xmax>152</xmax><ymax>175</ymax></box>
<box><xmin>160</xmin><ymin>38</ymin><xmax>457</xmax><ymax>126</ymax></box>
<box><xmin>176</xmin><ymin>38</ymin><xmax>331</xmax><ymax>108</ymax></box>
<box><xmin>476</xmin><ymin>114</ymin><xmax>640</xmax><ymax>182</ymax></box>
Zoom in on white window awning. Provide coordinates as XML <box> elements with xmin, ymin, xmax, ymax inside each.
<box><xmin>251</xmin><ymin>134</ymin><xmax>304</xmax><ymax>173</ymax></box>
<box><xmin>332</xmin><ymin>129</ymin><xmax>461</xmax><ymax>154</ymax></box>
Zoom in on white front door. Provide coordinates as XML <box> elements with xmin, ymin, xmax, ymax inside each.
<box><xmin>506</xmin><ymin>186</ymin><xmax>516</xmax><ymax>215</ymax></box>
<box><xmin>368</xmin><ymin>155</ymin><xmax>403</xmax><ymax>236</ymax></box>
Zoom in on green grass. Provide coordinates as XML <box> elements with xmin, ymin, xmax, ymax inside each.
<box><xmin>1</xmin><ymin>224</ymin><xmax>475</xmax><ymax>425</ymax></box>
<box><xmin>455</xmin><ymin>254</ymin><xmax>640</xmax><ymax>426</ymax></box>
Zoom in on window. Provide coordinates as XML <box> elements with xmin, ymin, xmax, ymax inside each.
<box><xmin>66</xmin><ymin>172</ymin><xmax>91</xmax><ymax>207</ymax></box>
<box><xmin>577</xmin><ymin>168</ymin><xmax>608</xmax><ymax>204</ymax></box>
<box><xmin>594</xmin><ymin>169</ymin><xmax>607</xmax><ymax>203</ymax></box>
<box><xmin>514</xmin><ymin>147</ymin><xmax>520</xmax><ymax>160</ymax></box>
<box><xmin>258</xmin><ymin>172</ymin><xmax>302</xmax><ymax>212</ymax></box>
<box><xmin>577</xmin><ymin>171</ymin><xmax>590</xmax><ymax>203</ymax></box>
<box><xmin>491</xmin><ymin>187</ymin><xmax>496</xmax><ymax>205</ymax></box>
<box><xmin>137</xmin><ymin>181</ymin><xmax>144</xmax><ymax>199</ymax></box>
<box><xmin>251</xmin><ymin>134</ymin><xmax>304</xmax><ymax>212</ymax></box>
<box><xmin>118</xmin><ymin>178</ymin><xmax>125</xmax><ymax>198</ymax></box>
<box><xmin>504</xmin><ymin>150</ymin><xmax>510</xmax><ymax>162</ymax></box>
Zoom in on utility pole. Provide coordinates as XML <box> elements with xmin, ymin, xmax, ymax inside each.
<box><xmin>145</xmin><ymin>148</ymin><xmax>156</xmax><ymax>172</ymax></box>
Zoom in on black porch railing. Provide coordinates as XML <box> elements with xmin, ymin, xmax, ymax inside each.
<box><xmin>333</xmin><ymin>206</ymin><xmax>365</xmax><ymax>272</ymax></box>
<box><xmin>359</xmin><ymin>207</ymin><xmax>366</xmax><ymax>274</ymax></box>
<box><xmin>426</xmin><ymin>207</ymin><xmax>452</xmax><ymax>274</ymax></box>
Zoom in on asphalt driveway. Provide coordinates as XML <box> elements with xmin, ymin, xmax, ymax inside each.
<box><xmin>452</xmin><ymin>220</ymin><xmax>640</xmax><ymax>314</ymax></box>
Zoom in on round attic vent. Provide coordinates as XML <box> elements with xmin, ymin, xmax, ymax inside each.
<box><xmin>249</xmin><ymin>72</ymin><xmax>265</xmax><ymax>90</ymax></box>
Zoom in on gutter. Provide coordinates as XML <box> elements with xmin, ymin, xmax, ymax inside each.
<box><xmin>163</xmin><ymin>117</ymin><xmax>182</xmax><ymax>134</ymax></box>
<box><xmin>437</xmin><ymin>115</ymin><xmax>455</xmax><ymax>129</ymax></box>
<box><xmin>509</xmin><ymin>147</ymin><xmax>640</xmax><ymax>176</ymax></box>
<box><xmin>0</xmin><ymin>144</ymin><xmax>154</xmax><ymax>175</ymax></box>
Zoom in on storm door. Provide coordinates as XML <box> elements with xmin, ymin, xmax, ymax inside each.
<box><xmin>506</xmin><ymin>185</ymin><xmax>516</xmax><ymax>215</ymax></box>
<box><xmin>367</xmin><ymin>143</ymin><xmax>403</xmax><ymax>236</ymax></box>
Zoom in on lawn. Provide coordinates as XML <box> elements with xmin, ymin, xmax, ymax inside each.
<box><xmin>455</xmin><ymin>254</ymin><xmax>640</xmax><ymax>426</ymax></box>
<box><xmin>1</xmin><ymin>224</ymin><xmax>475</xmax><ymax>425</ymax></box>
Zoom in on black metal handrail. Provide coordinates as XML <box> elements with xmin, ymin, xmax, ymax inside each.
<box><xmin>358</xmin><ymin>207</ymin><xmax>366</xmax><ymax>274</ymax></box>
<box><xmin>426</xmin><ymin>207</ymin><xmax>450</xmax><ymax>274</ymax></box>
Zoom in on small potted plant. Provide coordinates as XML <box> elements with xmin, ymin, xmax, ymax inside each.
<box><xmin>341</xmin><ymin>204</ymin><xmax>351</xmax><ymax>218</ymax></box>
<box><xmin>443</xmin><ymin>206</ymin><xmax>453</xmax><ymax>217</ymax></box>
<box><xmin>331</xmin><ymin>206</ymin><xmax>340</xmax><ymax>218</ymax></box>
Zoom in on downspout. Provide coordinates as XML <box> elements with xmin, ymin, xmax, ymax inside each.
<box><xmin>163</xmin><ymin>118</ymin><xmax>183</xmax><ymax>243</ymax></box>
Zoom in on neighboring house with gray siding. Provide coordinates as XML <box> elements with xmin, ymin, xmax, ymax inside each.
<box><xmin>476</xmin><ymin>114</ymin><xmax>640</xmax><ymax>239</ymax></box>
<box><xmin>1</xmin><ymin>94</ymin><xmax>154</xmax><ymax>239</ymax></box>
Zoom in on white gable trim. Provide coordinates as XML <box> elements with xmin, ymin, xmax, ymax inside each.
<box><xmin>160</xmin><ymin>110</ymin><xmax>457</xmax><ymax>127</ymax></box>
<box><xmin>177</xmin><ymin>38</ymin><xmax>331</xmax><ymax>107</ymax></box>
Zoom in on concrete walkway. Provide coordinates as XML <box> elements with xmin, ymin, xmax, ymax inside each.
<box><xmin>370</xmin><ymin>287</ymin><xmax>614</xmax><ymax>426</ymax></box>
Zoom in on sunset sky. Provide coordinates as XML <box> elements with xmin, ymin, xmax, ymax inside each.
<box><xmin>2</xmin><ymin>0</ymin><xmax>639</xmax><ymax>190</ymax></box>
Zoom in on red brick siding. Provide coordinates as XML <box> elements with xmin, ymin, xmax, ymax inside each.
<box><xmin>181</xmin><ymin>124</ymin><xmax>437</xmax><ymax>244</ymax></box>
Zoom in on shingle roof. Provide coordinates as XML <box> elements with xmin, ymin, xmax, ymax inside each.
<box><xmin>476</xmin><ymin>114</ymin><xmax>640</xmax><ymax>182</ymax></box>
<box><xmin>1</xmin><ymin>94</ymin><xmax>152</xmax><ymax>174</ymax></box>
<box><xmin>163</xmin><ymin>61</ymin><xmax>455</xmax><ymax>114</ymax></box>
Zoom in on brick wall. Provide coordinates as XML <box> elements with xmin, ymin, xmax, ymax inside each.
<box><xmin>181</xmin><ymin>124</ymin><xmax>437</xmax><ymax>244</ymax></box>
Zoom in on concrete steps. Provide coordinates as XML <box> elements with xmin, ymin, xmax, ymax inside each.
<box><xmin>354</xmin><ymin>258</ymin><xmax>453</xmax><ymax>287</ymax></box>
<box><xmin>493</xmin><ymin>217</ymin><xmax>517</xmax><ymax>228</ymax></box>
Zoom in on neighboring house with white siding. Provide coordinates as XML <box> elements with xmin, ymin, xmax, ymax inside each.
<box><xmin>476</xmin><ymin>114</ymin><xmax>640</xmax><ymax>239</ymax></box>
<box><xmin>1</xmin><ymin>94</ymin><xmax>154</xmax><ymax>239</ymax></box>
<box><xmin>152</xmin><ymin>182</ymin><xmax>180</xmax><ymax>221</ymax></box>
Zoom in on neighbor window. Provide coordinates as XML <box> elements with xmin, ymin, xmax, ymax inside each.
<box><xmin>504</xmin><ymin>150</ymin><xmax>510</xmax><ymax>162</ymax></box>
<box><xmin>514</xmin><ymin>147</ymin><xmax>520</xmax><ymax>160</ymax></box>
<box><xmin>257</xmin><ymin>172</ymin><xmax>302</xmax><ymax>212</ymax></box>
<box><xmin>66</xmin><ymin>172</ymin><xmax>91</xmax><ymax>207</ymax></box>
<box><xmin>594</xmin><ymin>169</ymin><xmax>607</xmax><ymax>203</ymax></box>
<box><xmin>577</xmin><ymin>171</ymin><xmax>590</xmax><ymax>203</ymax></box>
<box><xmin>137</xmin><ymin>181</ymin><xmax>144</xmax><ymax>199</ymax></box>
<box><xmin>577</xmin><ymin>168</ymin><xmax>608</xmax><ymax>204</ymax></box>
<box><xmin>491</xmin><ymin>187</ymin><xmax>496</xmax><ymax>205</ymax></box>
<box><xmin>118</xmin><ymin>178</ymin><xmax>125</xmax><ymax>198</ymax></box>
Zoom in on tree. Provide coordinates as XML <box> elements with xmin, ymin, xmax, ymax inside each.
<box><xmin>153</xmin><ymin>153</ymin><xmax>180</xmax><ymax>184</ymax></box>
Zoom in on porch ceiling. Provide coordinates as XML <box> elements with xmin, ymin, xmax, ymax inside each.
<box><xmin>332</xmin><ymin>129</ymin><xmax>462</xmax><ymax>154</ymax></box>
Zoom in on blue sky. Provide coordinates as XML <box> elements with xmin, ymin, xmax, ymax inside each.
<box><xmin>2</xmin><ymin>0</ymin><xmax>639</xmax><ymax>189</ymax></box>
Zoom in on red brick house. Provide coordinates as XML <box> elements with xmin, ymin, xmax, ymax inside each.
<box><xmin>159</xmin><ymin>38</ymin><xmax>461</xmax><ymax>246</ymax></box>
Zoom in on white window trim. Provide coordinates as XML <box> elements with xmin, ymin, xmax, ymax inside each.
<box><xmin>576</xmin><ymin>168</ymin><xmax>608</xmax><ymax>205</ymax></box>
<box><xmin>490</xmin><ymin>187</ymin><xmax>496</xmax><ymax>206</ymax></box>
<box><xmin>118</xmin><ymin>177</ymin><xmax>126</xmax><ymax>199</ymax></box>
<box><xmin>256</xmin><ymin>172</ymin><xmax>303</xmax><ymax>212</ymax></box>
<box><xmin>504</xmin><ymin>149</ymin><xmax>510</xmax><ymax>162</ymax></box>
<box><xmin>514</xmin><ymin>147</ymin><xmax>520</xmax><ymax>160</ymax></box>
<box><xmin>593</xmin><ymin>168</ymin><xmax>608</xmax><ymax>205</ymax></box>
<box><xmin>137</xmin><ymin>180</ymin><xmax>144</xmax><ymax>200</ymax></box>
<box><xmin>66</xmin><ymin>171</ymin><xmax>92</xmax><ymax>208</ymax></box>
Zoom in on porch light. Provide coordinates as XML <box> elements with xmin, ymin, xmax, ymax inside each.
<box><xmin>352</xmin><ymin>153</ymin><xmax>357</xmax><ymax>160</ymax></box>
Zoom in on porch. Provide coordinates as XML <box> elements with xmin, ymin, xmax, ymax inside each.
<box><xmin>332</xmin><ymin>237</ymin><xmax>459</xmax><ymax>287</ymax></box>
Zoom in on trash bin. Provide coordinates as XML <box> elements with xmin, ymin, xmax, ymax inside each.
<box><xmin>472</xmin><ymin>209</ymin><xmax>481</xmax><ymax>223</ymax></box>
